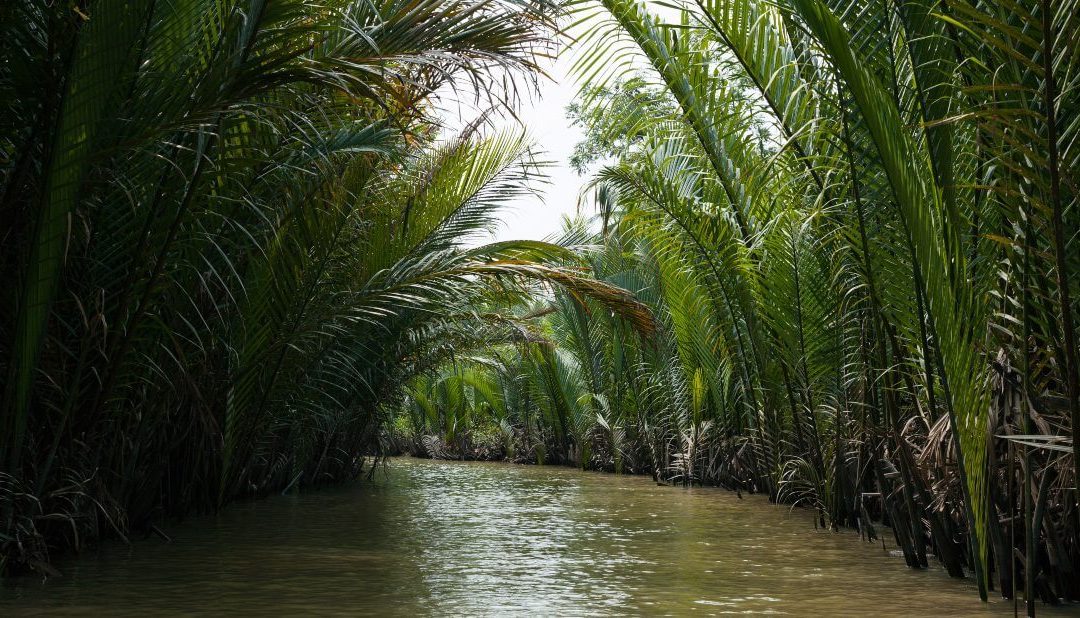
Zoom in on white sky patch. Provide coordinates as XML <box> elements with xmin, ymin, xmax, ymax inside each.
<box><xmin>433</xmin><ymin>42</ymin><xmax>602</xmax><ymax>245</ymax></box>
<box><xmin>488</xmin><ymin>53</ymin><xmax>589</xmax><ymax>243</ymax></box>
<box><xmin>433</xmin><ymin>1</ymin><xmax>684</xmax><ymax>244</ymax></box>
<box><xmin>441</xmin><ymin>52</ymin><xmax>590</xmax><ymax>244</ymax></box>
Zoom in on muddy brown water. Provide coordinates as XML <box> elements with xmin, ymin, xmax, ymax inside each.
<box><xmin>1</xmin><ymin>457</ymin><xmax>1070</xmax><ymax>615</ymax></box>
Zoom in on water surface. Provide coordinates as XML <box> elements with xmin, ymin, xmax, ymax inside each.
<box><xmin>0</xmin><ymin>458</ymin><xmax>1055</xmax><ymax>615</ymax></box>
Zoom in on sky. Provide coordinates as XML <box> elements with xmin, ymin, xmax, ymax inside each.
<box><xmin>489</xmin><ymin>55</ymin><xmax>589</xmax><ymax>243</ymax></box>
<box><xmin>439</xmin><ymin>54</ymin><xmax>591</xmax><ymax>244</ymax></box>
<box><xmin>435</xmin><ymin>1</ymin><xmax>675</xmax><ymax>244</ymax></box>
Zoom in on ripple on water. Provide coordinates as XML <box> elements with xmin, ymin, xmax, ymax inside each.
<box><xmin>1</xmin><ymin>457</ymin><xmax>1074</xmax><ymax>616</ymax></box>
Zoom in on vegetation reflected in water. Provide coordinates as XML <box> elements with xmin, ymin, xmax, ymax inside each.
<box><xmin>1</xmin><ymin>458</ymin><xmax>1063</xmax><ymax>616</ymax></box>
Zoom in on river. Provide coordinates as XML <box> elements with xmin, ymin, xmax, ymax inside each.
<box><xmin>0</xmin><ymin>457</ymin><xmax>1058</xmax><ymax>615</ymax></box>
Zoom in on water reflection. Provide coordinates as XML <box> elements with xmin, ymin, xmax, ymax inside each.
<box><xmin>0</xmin><ymin>458</ymin><xmax>1062</xmax><ymax>616</ymax></box>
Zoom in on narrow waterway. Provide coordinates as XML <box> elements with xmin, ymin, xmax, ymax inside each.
<box><xmin>0</xmin><ymin>458</ymin><xmax>1056</xmax><ymax>615</ymax></box>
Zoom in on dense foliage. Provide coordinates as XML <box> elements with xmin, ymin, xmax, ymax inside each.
<box><xmin>393</xmin><ymin>0</ymin><xmax>1079</xmax><ymax>607</ymax></box>
<box><xmin>2</xmin><ymin>0</ymin><xmax>1077</xmax><ymax>608</ymax></box>
<box><xmin>0</xmin><ymin>0</ymin><xmax>665</xmax><ymax>574</ymax></box>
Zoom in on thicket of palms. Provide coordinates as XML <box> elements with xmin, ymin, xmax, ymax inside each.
<box><xmin>0</xmin><ymin>0</ymin><xmax>667</xmax><ymax>574</ymax></box>
<box><xmin>2</xmin><ymin>0</ymin><xmax>1076</xmax><ymax>608</ymax></box>
<box><xmin>396</xmin><ymin>0</ymin><xmax>1079</xmax><ymax>607</ymax></box>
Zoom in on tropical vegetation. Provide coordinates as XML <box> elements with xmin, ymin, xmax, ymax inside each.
<box><xmin>1</xmin><ymin>0</ymin><xmax>1077</xmax><ymax>610</ymax></box>
<box><xmin>0</xmin><ymin>0</ymin><xmax>656</xmax><ymax>575</ymax></box>
<box><xmin>392</xmin><ymin>0</ymin><xmax>1079</xmax><ymax>608</ymax></box>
